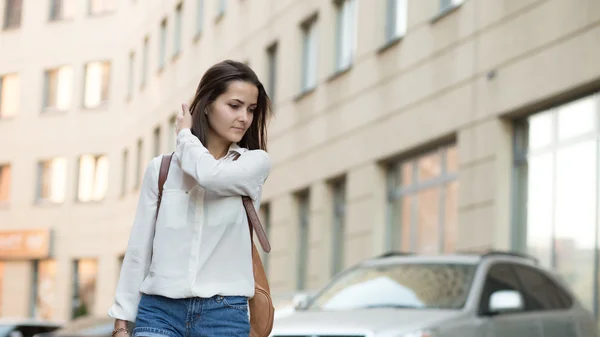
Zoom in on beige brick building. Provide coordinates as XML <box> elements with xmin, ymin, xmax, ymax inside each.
<box><xmin>1</xmin><ymin>0</ymin><xmax>600</xmax><ymax>323</ymax></box>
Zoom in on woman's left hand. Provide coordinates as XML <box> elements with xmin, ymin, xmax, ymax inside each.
<box><xmin>176</xmin><ymin>103</ymin><xmax>193</xmax><ymax>135</ymax></box>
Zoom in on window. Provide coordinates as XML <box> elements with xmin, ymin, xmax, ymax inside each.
<box><xmin>513</xmin><ymin>265</ymin><xmax>573</xmax><ymax>311</ymax></box>
<box><xmin>49</xmin><ymin>0</ymin><xmax>76</xmax><ymax>21</ymax></box>
<box><xmin>135</xmin><ymin>139</ymin><xmax>143</xmax><ymax>189</ymax></box>
<box><xmin>331</xmin><ymin>179</ymin><xmax>346</xmax><ymax>276</ymax></box>
<box><xmin>216</xmin><ymin>0</ymin><xmax>226</xmax><ymax>18</ymax></box>
<box><xmin>3</xmin><ymin>0</ymin><xmax>22</xmax><ymax>29</ymax></box>
<box><xmin>385</xmin><ymin>0</ymin><xmax>407</xmax><ymax>43</ymax></box>
<box><xmin>173</xmin><ymin>3</ymin><xmax>182</xmax><ymax>56</ymax></box>
<box><xmin>77</xmin><ymin>154</ymin><xmax>109</xmax><ymax>202</ymax></box>
<box><xmin>31</xmin><ymin>260</ymin><xmax>57</xmax><ymax>320</ymax></box>
<box><xmin>168</xmin><ymin>115</ymin><xmax>176</xmax><ymax>151</ymax></box>
<box><xmin>36</xmin><ymin>158</ymin><xmax>67</xmax><ymax>204</ymax></box>
<box><xmin>71</xmin><ymin>259</ymin><xmax>97</xmax><ymax>319</ymax></box>
<box><xmin>296</xmin><ymin>191</ymin><xmax>310</xmax><ymax>290</ymax></box>
<box><xmin>334</xmin><ymin>0</ymin><xmax>357</xmax><ymax>72</ymax></box>
<box><xmin>153</xmin><ymin>126</ymin><xmax>161</xmax><ymax>157</ymax></box>
<box><xmin>83</xmin><ymin>61</ymin><xmax>110</xmax><ymax>108</ymax></box>
<box><xmin>141</xmin><ymin>37</ymin><xmax>149</xmax><ymax>87</ymax></box>
<box><xmin>440</xmin><ymin>0</ymin><xmax>462</xmax><ymax>12</ymax></box>
<box><xmin>195</xmin><ymin>0</ymin><xmax>204</xmax><ymax>36</ymax></box>
<box><xmin>158</xmin><ymin>19</ymin><xmax>167</xmax><ymax>70</ymax></box>
<box><xmin>310</xmin><ymin>263</ymin><xmax>476</xmax><ymax>311</ymax></box>
<box><xmin>0</xmin><ymin>164</ymin><xmax>10</xmax><ymax>203</ymax></box>
<box><xmin>89</xmin><ymin>0</ymin><xmax>116</xmax><ymax>16</ymax></box>
<box><xmin>259</xmin><ymin>204</ymin><xmax>271</xmax><ymax>273</ymax></box>
<box><xmin>43</xmin><ymin>66</ymin><xmax>73</xmax><ymax>111</ymax></box>
<box><xmin>387</xmin><ymin>143</ymin><xmax>459</xmax><ymax>254</ymax></box>
<box><xmin>127</xmin><ymin>52</ymin><xmax>135</xmax><ymax>98</ymax></box>
<box><xmin>478</xmin><ymin>264</ymin><xmax>522</xmax><ymax>315</ymax></box>
<box><xmin>0</xmin><ymin>73</ymin><xmax>19</xmax><ymax>118</ymax></box>
<box><xmin>266</xmin><ymin>43</ymin><xmax>277</xmax><ymax>102</ymax></box>
<box><xmin>121</xmin><ymin>149</ymin><xmax>128</xmax><ymax>196</ymax></box>
<box><xmin>514</xmin><ymin>92</ymin><xmax>600</xmax><ymax>314</ymax></box>
<box><xmin>301</xmin><ymin>17</ymin><xmax>318</xmax><ymax>92</ymax></box>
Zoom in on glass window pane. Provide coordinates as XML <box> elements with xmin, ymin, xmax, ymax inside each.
<box><xmin>0</xmin><ymin>165</ymin><xmax>11</xmax><ymax>202</ymax></box>
<box><xmin>196</xmin><ymin>0</ymin><xmax>204</xmax><ymax>33</ymax></box>
<box><xmin>418</xmin><ymin>151</ymin><xmax>441</xmax><ymax>182</ymax></box>
<box><xmin>57</xmin><ymin>67</ymin><xmax>72</xmax><ymax>110</ymax></box>
<box><xmin>93</xmin><ymin>156</ymin><xmax>109</xmax><ymax>201</ymax></box>
<box><xmin>50</xmin><ymin>158</ymin><xmax>66</xmax><ymax>203</ymax></box>
<box><xmin>1</xmin><ymin>74</ymin><xmax>20</xmax><ymax>118</ymax></box>
<box><xmin>526</xmin><ymin>153</ymin><xmax>554</xmax><ymax>268</ymax></box>
<box><xmin>444</xmin><ymin>181</ymin><xmax>458</xmax><ymax>252</ymax></box>
<box><xmin>479</xmin><ymin>264</ymin><xmax>521</xmax><ymax>314</ymax></box>
<box><xmin>400</xmin><ymin>196</ymin><xmax>412</xmax><ymax>250</ymax></box>
<box><xmin>84</xmin><ymin>62</ymin><xmax>103</xmax><ymax>107</ymax></box>
<box><xmin>394</xmin><ymin>0</ymin><xmax>407</xmax><ymax>37</ymax></box>
<box><xmin>554</xmin><ymin>139</ymin><xmax>596</xmax><ymax>311</ymax></box>
<box><xmin>416</xmin><ymin>187</ymin><xmax>440</xmax><ymax>254</ymax></box>
<box><xmin>399</xmin><ymin>161</ymin><xmax>412</xmax><ymax>186</ymax></box>
<box><xmin>35</xmin><ymin>260</ymin><xmax>57</xmax><ymax>320</ymax></box>
<box><xmin>528</xmin><ymin>111</ymin><xmax>553</xmax><ymax>151</ymax></box>
<box><xmin>78</xmin><ymin>155</ymin><xmax>95</xmax><ymax>202</ymax></box>
<box><xmin>557</xmin><ymin>95</ymin><xmax>597</xmax><ymax>141</ymax></box>
<box><xmin>446</xmin><ymin>144</ymin><xmax>458</xmax><ymax>173</ymax></box>
<box><xmin>73</xmin><ymin>259</ymin><xmax>97</xmax><ymax>318</ymax></box>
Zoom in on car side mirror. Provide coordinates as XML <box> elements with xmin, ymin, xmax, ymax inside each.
<box><xmin>292</xmin><ymin>293</ymin><xmax>310</xmax><ymax>311</ymax></box>
<box><xmin>489</xmin><ymin>290</ymin><xmax>524</xmax><ymax>314</ymax></box>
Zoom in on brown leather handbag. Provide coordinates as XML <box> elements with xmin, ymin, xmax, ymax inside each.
<box><xmin>157</xmin><ymin>153</ymin><xmax>274</xmax><ymax>337</ymax></box>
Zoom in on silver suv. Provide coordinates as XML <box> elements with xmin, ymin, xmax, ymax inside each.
<box><xmin>271</xmin><ymin>251</ymin><xmax>598</xmax><ymax>337</ymax></box>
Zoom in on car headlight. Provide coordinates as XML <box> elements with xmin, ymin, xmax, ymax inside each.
<box><xmin>399</xmin><ymin>330</ymin><xmax>434</xmax><ymax>337</ymax></box>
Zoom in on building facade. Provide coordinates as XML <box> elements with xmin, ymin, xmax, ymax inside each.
<box><xmin>1</xmin><ymin>0</ymin><xmax>600</xmax><ymax>323</ymax></box>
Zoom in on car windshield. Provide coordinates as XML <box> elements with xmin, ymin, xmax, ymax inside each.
<box><xmin>308</xmin><ymin>262</ymin><xmax>477</xmax><ymax>311</ymax></box>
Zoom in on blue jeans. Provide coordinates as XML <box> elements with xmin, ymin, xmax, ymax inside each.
<box><xmin>133</xmin><ymin>293</ymin><xmax>250</xmax><ymax>337</ymax></box>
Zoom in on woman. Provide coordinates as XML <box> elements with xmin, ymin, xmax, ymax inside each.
<box><xmin>108</xmin><ymin>60</ymin><xmax>272</xmax><ymax>337</ymax></box>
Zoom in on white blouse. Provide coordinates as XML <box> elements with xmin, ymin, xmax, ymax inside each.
<box><xmin>108</xmin><ymin>128</ymin><xmax>272</xmax><ymax>322</ymax></box>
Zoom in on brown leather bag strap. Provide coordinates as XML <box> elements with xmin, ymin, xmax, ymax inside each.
<box><xmin>156</xmin><ymin>153</ymin><xmax>174</xmax><ymax>219</ymax></box>
<box><xmin>233</xmin><ymin>153</ymin><xmax>272</xmax><ymax>253</ymax></box>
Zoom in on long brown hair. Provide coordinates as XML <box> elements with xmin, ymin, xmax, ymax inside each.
<box><xmin>188</xmin><ymin>60</ymin><xmax>272</xmax><ymax>151</ymax></box>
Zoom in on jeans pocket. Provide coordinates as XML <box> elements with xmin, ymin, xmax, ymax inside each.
<box><xmin>221</xmin><ymin>296</ymin><xmax>249</xmax><ymax>311</ymax></box>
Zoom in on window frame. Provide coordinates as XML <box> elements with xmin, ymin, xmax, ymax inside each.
<box><xmin>296</xmin><ymin>191</ymin><xmax>310</xmax><ymax>290</ymax></box>
<box><xmin>88</xmin><ymin>0</ymin><xmax>116</xmax><ymax>16</ymax></box>
<box><xmin>512</xmin><ymin>91</ymin><xmax>600</xmax><ymax>316</ymax></box>
<box><xmin>385</xmin><ymin>0</ymin><xmax>407</xmax><ymax>43</ymax></box>
<box><xmin>173</xmin><ymin>3</ymin><xmax>183</xmax><ymax>57</ymax></box>
<box><xmin>36</xmin><ymin>157</ymin><xmax>67</xmax><ymax>205</ymax></box>
<box><xmin>3</xmin><ymin>0</ymin><xmax>22</xmax><ymax>30</ymax></box>
<box><xmin>0</xmin><ymin>164</ymin><xmax>11</xmax><ymax>203</ymax></box>
<box><xmin>43</xmin><ymin>65</ymin><xmax>73</xmax><ymax>112</ymax></box>
<box><xmin>0</xmin><ymin>73</ymin><xmax>20</xmax><ymax>118</ymax></box>
<box><xmin>76</xmin><ymin>154</ymin><xmax>109</xmax><ymax>203</ymax></box>
<box><xmin>385</xmin><ymin>143</ymin><xmax>459</xmax><ymax>253</ymax></box>
<box><xmin>266</xmin><ymin>42</ymin><xmax>278</xmax><ymax>103</ymax></box>
<box><xmin>82</xmin><ymin>60</ymin><xmax>111</xmax><ymax>109</ymax></box>
<box><xmin>330</xmin><ymin>178</ymin><xmax>346</xmax><ymax>276</ymax></box>
<box><xmin>333</xmin><ymin>0</ymin><xmax>357</xmax><ymax>73</ymax></box>
<box><xmin>300</xmin><ymin>15</ymin><xmax>318</xmax><ymax>94</ymax></box>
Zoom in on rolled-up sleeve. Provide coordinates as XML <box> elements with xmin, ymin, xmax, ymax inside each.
<box><xmin>108</xmin><ymin>158</ymin><xmax>159</xmax><ymax>322</ymax></box>
<box><xmin>175</xmin><ymin>129</ymin><xmax>272</xmax><ymax>200</ymax></box>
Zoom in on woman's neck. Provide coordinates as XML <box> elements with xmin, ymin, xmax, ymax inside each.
<box><xmin>206</xmin><ymin>130</ymin><xmax>231</xmax><ymax>160</ymax></box>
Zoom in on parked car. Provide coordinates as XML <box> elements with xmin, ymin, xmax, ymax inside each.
<box><xmin>271</xmin><ymin>251</ymin><xmax>599</xmax><ymax>337</ymax></box>
<box><xmin>34</xmin><ymin>316</ymin><xmax>133</xmax><ymax>337</ymax></box>
<box><xmin>0</xmin><ymin>318</ymin><xmax>62</xmax><ymax>337</ymax></box>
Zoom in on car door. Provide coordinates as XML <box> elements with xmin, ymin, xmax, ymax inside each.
<box><xmin>512</xmin><ymin>265</ymin><xmax>580</xmax><ymax>337</ymax></box>
<box><xmin>477</xmin><ymin>263</ymin><xmax>544</xmax><ymax>337</ymax></box>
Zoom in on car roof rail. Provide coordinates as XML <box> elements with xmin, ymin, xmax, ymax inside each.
<box><xmin>480</xmin><ymin>250</ymin><xmax>539</xmax><ymax>264</ymax></box>
<box><xmin>375</xmin><ymin>251</ymin><xmax>414</xmax><ymax>259</ymax></box>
